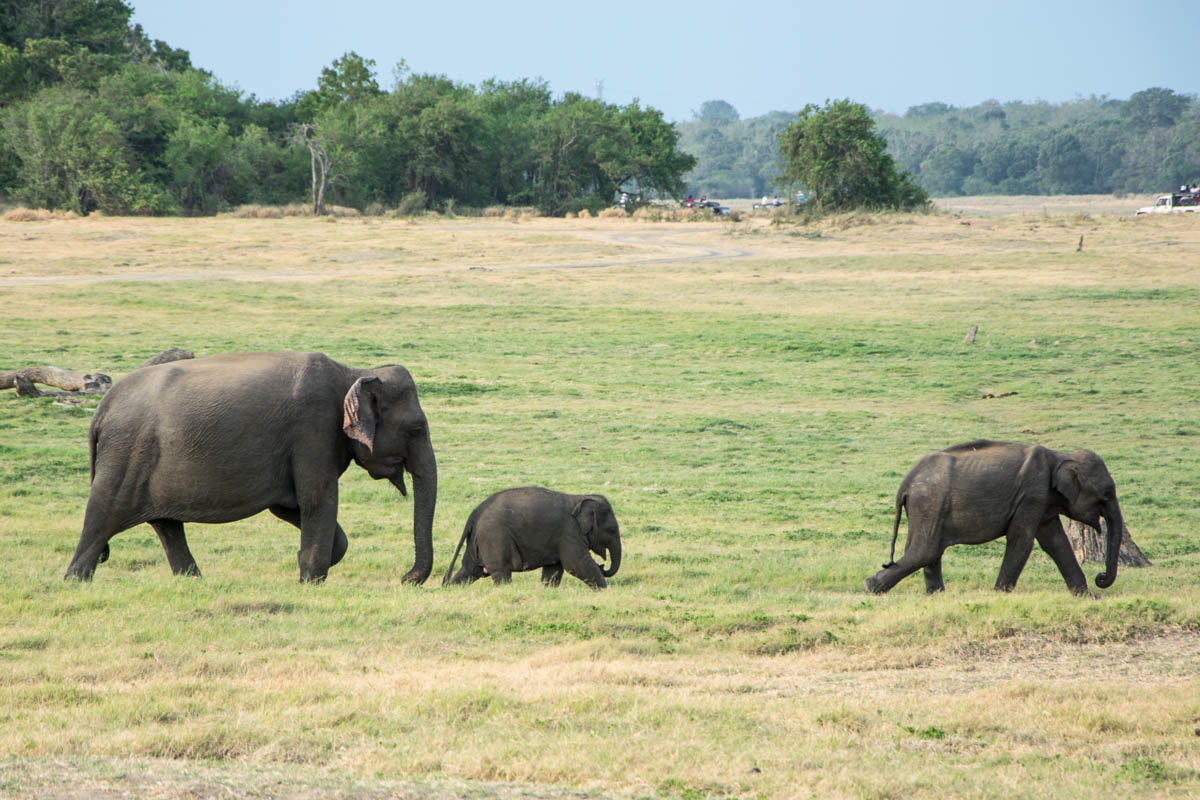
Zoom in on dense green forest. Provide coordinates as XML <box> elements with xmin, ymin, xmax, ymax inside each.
<box><xmin>3</xmin><ymin>3</ymin><xmax>1196</xmax><ymax>214</ymax></box>
<box><xmin>679</xmin><ymin>90</ymin><xmax>1200</xmax><ymax>198</ymax></box>
<box><xmin>0</xmin><ymin>1</ymin><xmax>693</xmax><ymax>215</ymax></box>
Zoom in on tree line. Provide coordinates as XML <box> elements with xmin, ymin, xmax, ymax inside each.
<box><xmin>0</xmin><ymin>1</ymin><xmax>694</xmax><ymax>216</ymax></box>
<box><xmin>680</xmin><ymin>89</ymin><xmax>1199</xmax><ymax>198</ymax></box>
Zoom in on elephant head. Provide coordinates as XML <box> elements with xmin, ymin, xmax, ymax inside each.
<box><xmin>1052</xmin><ymin>449</ymin><xmax>1124</xmax><ymax>590</ymax></box>
<box><xmin>343</xmin><ymin>366</ymin><xmax>437</xmax><ymax>584</ymax></box>
<box><xmin>574</xmin><ymin>495</ymin><xmax>621</xmax><ymax>578</ymax></box>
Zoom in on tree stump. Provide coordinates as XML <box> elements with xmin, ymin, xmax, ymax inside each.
<box><xmin>1062</xmin><ymin>518</ymin><xmax>1151</xmax><ymax>567</ymax></box>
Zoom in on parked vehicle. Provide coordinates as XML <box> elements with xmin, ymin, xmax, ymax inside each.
<box><xmin>1136</xmin><ymin>192</ymin><xmax>1199</xmax><ymax>214</ymax></box>
<box><xmin>696</xmin><ymin>200</ymin><xmax>730</xmax><ymax>216</ymax></box>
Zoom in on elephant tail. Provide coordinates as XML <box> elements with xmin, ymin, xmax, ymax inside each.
<box><xmin>884</xmin><ymin>492</ymin><xmax>906</xmax><ymax>568</ymax></box>
<box><xmin>441</xmin><ymin>517</ymin><xmax>473</xmax><ymax>586</ymax></box>
<box><xmin>88</xmin><ymin>422</ymin><xmax>99</xmax><ymax>484</ymax></box>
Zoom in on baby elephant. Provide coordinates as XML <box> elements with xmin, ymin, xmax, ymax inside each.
<box><xmin>442</xmin><ymin>487</ymin><xmax>621</xmax><ymax>589</ymax></box>
<box><xmin>864</xmin><ymin>439</ymin><xmax>1126</xmax><ymax>596</ymax></box>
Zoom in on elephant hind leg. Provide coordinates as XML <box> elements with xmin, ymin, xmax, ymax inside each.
<box><xmin>864</xmin><ymin>517</ymin><xmax>943</xmax><ymax>594</ymax></box>
<box><xmin>864</xmin><ymin>555</ymin><xmax>929</xmax><ymax>594</ymax></box>
<box><xmin>65</xmin><ymin>494</ymin><xmax>131</xmax><ymax>580</ymax></box>
<box><xmin>149</xmin><ymin>519</ymin><xmax>201</xmax><ymax>576</ymax></box>
<box><xmin>923</xmin><ymin>556</ymin><xmax>945</xmax><ymax>594</ymax></box>
<box><xmin>541</xmin><ymin>564</ymin><xmax>563</xmax><ymax>587</ymax></box>
<box><xmin>995</xmin><ymin>532</ymin><xmax>1036</xmax><ymax>592</ymax></box>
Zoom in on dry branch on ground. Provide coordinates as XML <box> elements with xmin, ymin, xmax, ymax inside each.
<box><xmin>3</xmin><ymin>349</ymin><xmax>194</xmax><ymax>399</ymax></box>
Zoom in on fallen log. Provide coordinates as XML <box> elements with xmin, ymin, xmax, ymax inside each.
<box><xmin>4</xmin><ymin>349</ymin><xmax>195</xmax><ymax>399</ymax></box>
<box><xmin>1</xmin><ymin>366</ymin><xmax>111</xmax><ymax>396</ymax></box>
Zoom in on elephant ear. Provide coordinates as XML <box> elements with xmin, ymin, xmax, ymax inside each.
<box><xmin>342</xmin><ymin>376</ymin><xmax>380</xmax><ymax>452</ymax></box>
<box><xmin>572</xmin><ymin>497</ymin><xmax>599</xmax><ymax>541</ymax></box>
<box><xmin>1052</xmin><ymin>460</ymin><xmax>1082</xmax><ymax>505</ymax></box>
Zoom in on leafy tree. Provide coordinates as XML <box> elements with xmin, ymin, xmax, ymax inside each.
<box><xmin>473</xmin><ymin>78</ymin><xmax>552</xmax><ymax>205</ymax></box>
<box><xmin>614</xmin><ymin>101</ymin><xmax>695</xmax><ymax>199</ymax></box>
<box><xmin>0</xmin><ymin>42</ymin><xmax>33</xmax><ymax>105</ymax></box>
<box><xmin>1</xmin><ymin>86</ymin><xmax>168</xmax><ymax>213</ymax></box>
<box><xmin>919</xmin><ymin>143</ymin><xmax>977</xmax><ymax>195</ymax></box>
<box><xmin>778</xmin><ymin>99</ymin><xmax>928</xmax><ymax>211</ymax></box>
<box><xmin>532</xmin><ymin>93</ymin><xmax>626</xmax><ymax>214</ymax></box>
<box><xmin>1037</xmin><ymin>132</ymin><xmax>1092</xmax><ymax>193</ymax></box>
<box><xmin>164</xmin><ymin>117</ymin><xmax>246</xmax><ymax>214</ymax></box>
<box><xmin>905</xmin><ymin>102</ymin><xmax>954</xmax><ymax>118</ymax></box>
<box><xmin>297</xmin><ymin>51</ymin><xmax>381</xmax><ymax>119</ymax></box>
<box><xmin>1124</xmin><ymin>87</ymin><xmax>1188</xmax><ymax>130</ymax></box>
<box><xmin>233</xmin><ymin>123</ymin><xmax>308</xmax><ymax>205</ymax></box>
<box><xmin>0</xmin><ymin>0</ymin><xmax>134</xmax><ymax>56</ymax></box>
<box><xmin>125</xmin><ymin>23</ymin><xmax>193</xmax><ymax>73</ymax></box>
<box><xmin>696</xmin><ymin>100</ymin><xmax>739</xmax><ymax>124</ymax></box>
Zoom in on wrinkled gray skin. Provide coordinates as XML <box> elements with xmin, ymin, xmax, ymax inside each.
<box><xmin>443</xmin><ymin>487</ymin><xmax>621</xmax><ymax>589</ymax></box>
<box><xmin>864</xmin><ymin>440</ymin><xmax>1125</xmax><ymax>596</ymax></box>
<box><xmin>64</xmin><ymin>351</ymin><xmax>437</xmax><ymax>584</ymax></box>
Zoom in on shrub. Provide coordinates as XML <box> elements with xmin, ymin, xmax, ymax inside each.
<box><xmin>2</xmin><ymin>207</ymin><xmax>77</xmax><ymax>221</ymax></box>
<box><xmin>483</xmin><ymin>205</ymin><xmax>507</xmax><ymax>217</ymax></box>
<box><xmin>4</xmin><ymin>207</ymin><xmax>51</xmax><ymax>221</ymax></box>
<box><xmin>598</xmin><ymin>207</ymin><xmax>628</xmax><ymax>218</ymax></box>
<box><xmin>229</xmin><ymin>204</ymin><xmax>283</xmax><ymax>219</ymax></box>
<box><xmin>396</xmin><ymin>190</ymin><xmax>428</xmax><ymax>216</ymax></box>
<box><xmin>577</xmin><ymin>208</ymin><xmax>592</xmax><ymax>219</ymax></box>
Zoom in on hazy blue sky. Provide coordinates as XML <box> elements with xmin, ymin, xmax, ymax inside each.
<box><xmin>131</xmin><ymin>1</ymin><xmax>1199</xmax><ymax>121</ymax></box>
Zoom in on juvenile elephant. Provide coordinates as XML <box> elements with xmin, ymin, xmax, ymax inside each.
<box><xmin>864</xmin><ymin>440</ymin><xmax>1126</xmax><ymax>596</ymax></box>
<box><xmin>442</xmin><ymin>487</ymin><xmax>621</xmax><ymax>589</ymax></box>
<box><xmin>64</xmin><ymin>351</ymin><xmax>437</xmax><ymax>583</ymax></box>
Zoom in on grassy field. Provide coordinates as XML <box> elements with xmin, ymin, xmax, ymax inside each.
<box><xmin>1</xmin><ymin>202</ymin><xmax>1198</xmax><ymax>798</ymax></box>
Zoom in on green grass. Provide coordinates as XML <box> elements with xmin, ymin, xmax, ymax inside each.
<box><xmin>1</xmin><ymin>213</ymin><xmax>1198</xmax><ymax>798</ymax></box>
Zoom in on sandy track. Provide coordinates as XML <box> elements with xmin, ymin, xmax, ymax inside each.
<box><xmin>0</xmin><ymin>223</ymin><xmax>756</xmax><ymax>287</ymax></box>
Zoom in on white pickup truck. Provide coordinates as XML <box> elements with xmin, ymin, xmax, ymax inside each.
<box><xmin>1136</xmin><ymin>192</ymin><xmax>1199</xmax><ymax>214</ymax></box>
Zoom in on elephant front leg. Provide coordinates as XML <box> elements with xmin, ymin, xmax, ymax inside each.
<box><xmin>1035</xmin><ymin>516</ymin><xmax>1090</xmax><ymax>596</ymax></box>
<box><xmin>295</xmin><ymin>497</ymin><xmax>339</xmax><ymax>583</ymax></box>
<box><xmin>559</xmin><ymin>537</ymin><xmax>606</xmax><ymax>590</ymax></box>
<box><xmin>150</xmin><ymin>519</ymin><xmax>201</xmax><ymax>576</ymax></box>
<box><xmin>270</xmin><ymin>505</ymin><xmax>348</xmax><ymax>568</ymax></box>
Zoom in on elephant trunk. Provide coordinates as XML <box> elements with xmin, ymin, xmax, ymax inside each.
<box><xmin>397</xmin><ymin>435</ymin><xmax>436</xmax><ymax>585</ymax></box>
<box><xmin>602</xmin><ymin>537</ymin><xmax>621</xmax><ymax>578</ymax></box>
<box><xmin>1094</xmin><ymin>500</ymin><xmax>1123</xmax><ymax>590</ymax></box>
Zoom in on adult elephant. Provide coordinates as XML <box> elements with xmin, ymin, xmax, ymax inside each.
<box><xmin>864</xmin><ymin>440</ymin><xmax>1125</xmax><ymax>596</ymax></box>
<box><xmin>64</xmin><ymin>351</ymin><xmax>437</xmax><ymax>584</ymax></box>
<box><xmin>442</xmin><ymin>487</ymin><xmax>621</xmax><ymax>589</ymax></box>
